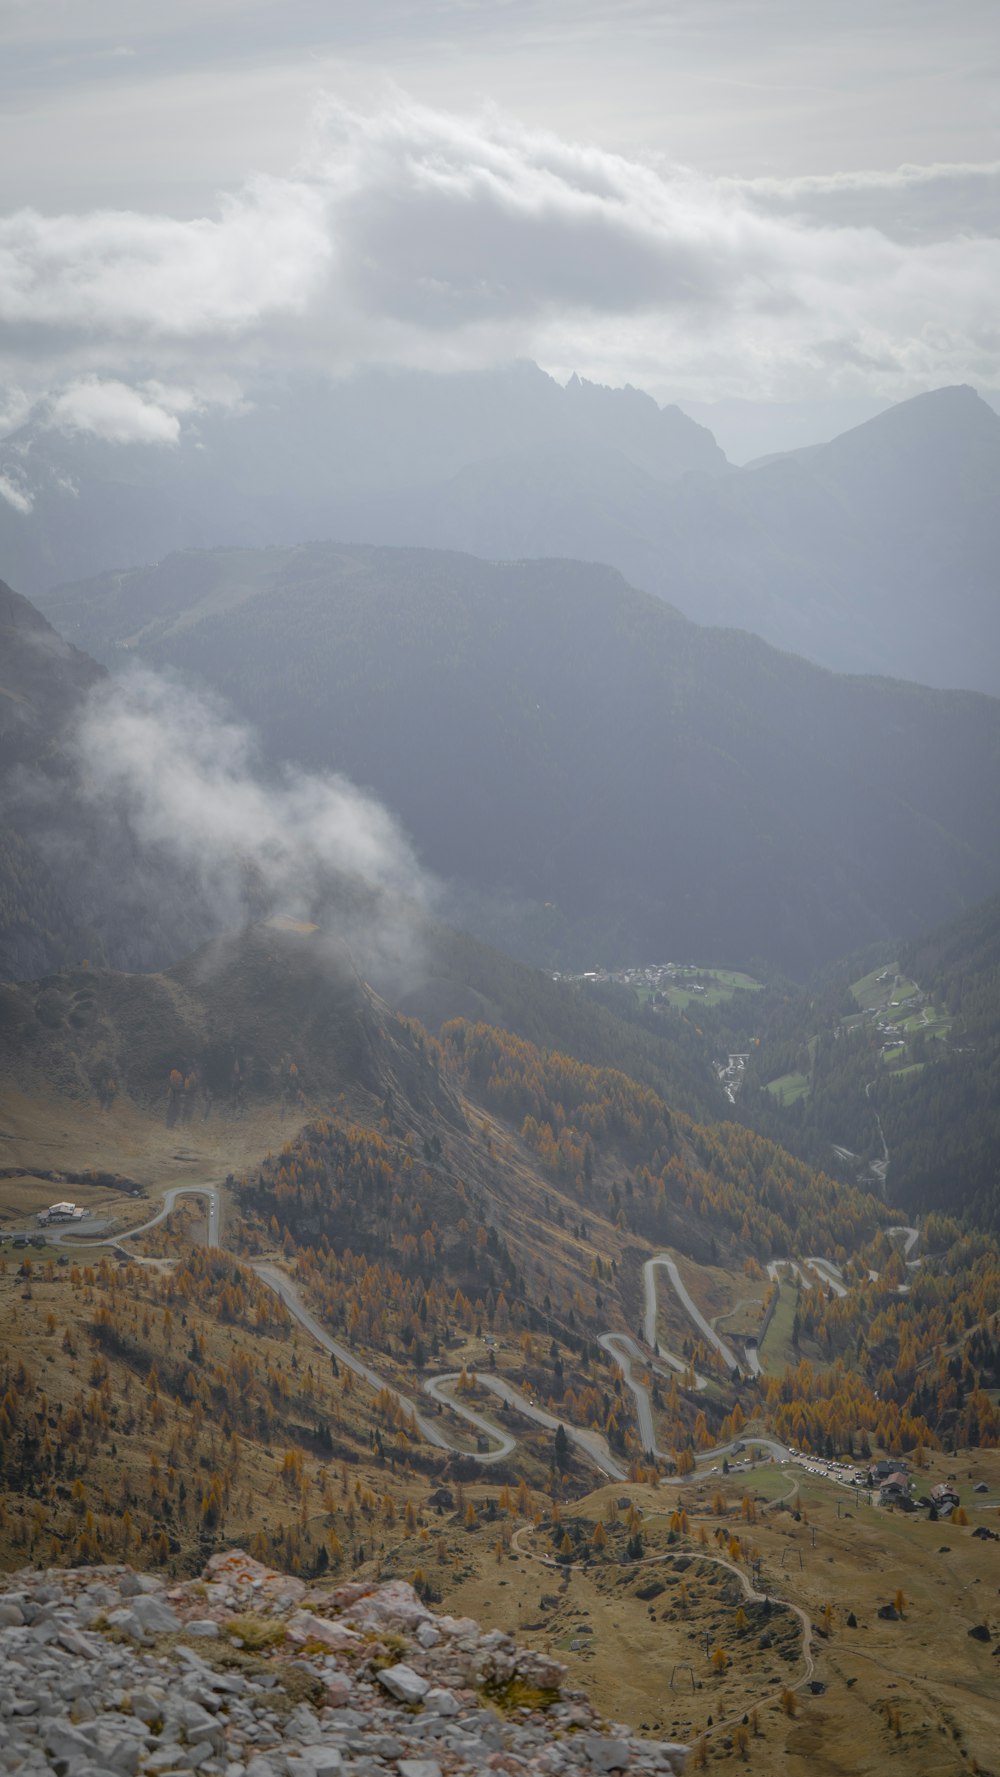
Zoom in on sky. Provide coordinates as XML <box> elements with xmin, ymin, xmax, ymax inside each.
<box><xmin>2</xmin><ymin>0</ymin><xmax>999</xmax><ymax>457</ymax></box>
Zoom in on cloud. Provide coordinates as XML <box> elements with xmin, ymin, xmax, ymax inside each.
<box><xmin>0</xmin><ymin>469</ymin><xmax>33</xmax><ymax>513</ymax></box>
<box><xmin>46</xmin><ymin>376</ymin><xmax>185</xmax><ymax>444</ymax></box>
<box><xmin>1</xmin><ymin>94</ymin><xmax>999</xmax><ymax>414</ymax></box>
<box><xmin>72</xmin><ymin>667</ymin><xmax>434</xmax><ymax>974</ymax></box>
<box><xmin>0</xmin><ymin>173</ymin><xmax>331</xmax><ymax>335</ymax></box>
<box><xmin>733</xmin><ymin>161</ymin><xmax>1000</xmax><ymax>246</ymax></box>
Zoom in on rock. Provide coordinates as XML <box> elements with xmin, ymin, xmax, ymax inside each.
<box><xmin>422</xmin><ymin>1689</ymin><xmax>460</xmax><ymax>1717</ymax></box>
<box><xmin>56</xmin><ymin>1623</ymin><xmax>98</xmax><ymax>1658</ymax></box>
<box><xmin>968</xmin><ymin>1623</ymin><xmax>992</xmax><ymax>1642</ymax></box>
<box><xmin>286</xmin><ymin>1611</ymin><xmax>361</xmax><ymax>1652</ymax></box>
<box><xmin>285</xmin><ymin>1704</ymin><xmax>322</xmax><ymax>1744</ymax></box>
<box><xmin>877</xmin><ymin>1604</ymin><xmax>900</xmax><ymax>1620</ymax></box>
<box><xmin>345</xmin><ymin>1581</ymin><xmax>431</xmax><ymax>1633</ymax></box>
<box><xmin>377</xmin><ymin>1664</ymin><xmax>430</xmax><ymax>1705</ymax></box>
<box><xmin>583</xmin><ymin>1734</ymin><xmax>632</xmax><ymax>1770</ymax></box>
<box><xmin>109</xmin><ymin>1594</ymin><xmax>181</xmax><ymax>1638</ymax></box>
<box><xmin>44</xmin><ymin>1720</ymin><xmax>97</xmax><ymax>1764</ymax></box>
<box><xmin>304</xmin><ymin>1753</ymin><xmax>344</xmax><ymax>1776</ymax></box>
<box><xmin>0</xmin><ymin>1554</ymin><xmax>687</xmax><ymax>1777</ymax></box>
<box><xmin>119</xmin><ymin>1572</ymin><xmax>144</xmax><ymax>1598</ymax></box>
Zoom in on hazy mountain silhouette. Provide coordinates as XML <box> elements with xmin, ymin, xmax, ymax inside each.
<box><xmin>0</xmin><ymin>361</ymin><xmax>725</xmax><ymax>597</ymax></box>
<box><xmin>43</xmin><ymin>543</ymin><xmax>1000</xmax><ymax>975</ymax></box>
<box><xmin>14</xmin><ymin>370</ymin><xmax>1000</xmax><ymax>693</ymax></box>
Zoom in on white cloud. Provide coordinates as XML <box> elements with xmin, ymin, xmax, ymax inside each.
<box><xmin>46</xmin><ymin>376</ymin><xmax>184</xmax><ymax>444</ymax></box>
<box><xmin>0</xmin><ymin>173</ymin><xmax>331</xmax><ymax>335</ymax></box>
<box><xmin>0</xmin><ymin>470</ymin><xmax>33</xmax><ymax>514</ymax></box>
<box><xmin>74</xmin><ymin>667</ymin><xmax>433</xmax><ymax>971</ymax></box>
<box><xmin>1</xmin><ymin>95</ymin><xmax>999</xmax><ymax>415</ymax></box>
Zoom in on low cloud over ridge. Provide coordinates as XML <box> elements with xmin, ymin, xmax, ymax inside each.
<box><xmin>71</xmin><ymin>667</ymin><xmax>435</xmax><ymax>976</ymax></box>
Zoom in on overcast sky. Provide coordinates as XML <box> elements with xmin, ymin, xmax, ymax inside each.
<box><xmin>2</xmin><ymin>0</ymin><xmax>999</xmax><ymax>456</ymax></box>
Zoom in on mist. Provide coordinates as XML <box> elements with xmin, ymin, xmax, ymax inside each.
<box><xmin>71</xmin><ymin>664</ymin><xmax>436</xmax><ymax>984</ymax></box>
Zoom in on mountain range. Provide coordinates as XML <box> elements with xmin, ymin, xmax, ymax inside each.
<box><xmin>6</xmin><ymin>366</ymin><xmax>1000</xmax><ymax>694</ymax></box>
<box><xmin>31</xmin><ymin>544</ymin><xmax>1000</xmax><ymax>976</ymax></box>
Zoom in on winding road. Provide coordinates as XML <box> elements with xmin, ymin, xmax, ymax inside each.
<box><xmin>643</xmin><ymin>1255</ymin><xmax>740</xmax><ymax>1372</ymax></box>
<box><xmin>90</xmin><ymin>1183</ymin><xmax>811</xmax><ymax>1479</ymax></box>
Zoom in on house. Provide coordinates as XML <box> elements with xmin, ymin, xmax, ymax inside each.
<box><xmin>879</xmin><ymin>1472</ymin><xmax>913</xmax><ymax>1507</ymax></box>
<box><xmin>930</xmin><ymin>1482</ymin><xmax>960</xmax><ymax>1515</ymax></box>
<box><xmin>871</xmin><ymin>1457</ymin><xmax>908</xmax><ymax>1484</ymax></box>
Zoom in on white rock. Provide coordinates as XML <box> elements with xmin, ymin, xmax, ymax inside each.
<box><xmin>376</xmin><ymin>1664</ymin><xmax>430</xmax><ymax>1705</ymax></box>
<box><xmin>422</xmin><ymin>1689</ymin><xmax>460</xmax><ymax>1717</ymax></box>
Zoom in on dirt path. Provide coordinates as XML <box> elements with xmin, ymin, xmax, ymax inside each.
<box><xmin>510</xmin><ymin>1523</ymin><xmax>815</xmax><ymax>1738</ymax></box>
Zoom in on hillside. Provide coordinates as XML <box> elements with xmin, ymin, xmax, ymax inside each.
<box><xmin>727</xmin><ymin>889</ymin><xmax>1000</xmax><ymax>1227</ymax></box>
<box><xmin>0</xmin><ymin>580</ymin><xmax>109</xmax><ymax>980</ymax></box>
<box><xmin>0</xmin><ymin>919</ymin><xmax>456</xmax><ymax>1125</ymax></box>
<box><xmin>4</xmin><ymin>919</ymin><xmax>1000</xmax><ymax>1770</ymax></box>
<box><xmin>883</xmin><ymin>891</ymin><xmax>1000</xmax><ymax>1226</ymax></box>
<box><xmin>41</xmin><ymin>543</ymin><xmax>1000</xmax><ymax>976</ymax></box>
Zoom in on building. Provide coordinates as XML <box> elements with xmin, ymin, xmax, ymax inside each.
<box><xmin>879</xmin><ymin>1472</ymin><xmax>913</xmax><ymax>1508</ymax></box>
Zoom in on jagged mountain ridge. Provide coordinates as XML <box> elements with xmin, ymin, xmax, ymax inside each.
<box><xmin>0</xmin><ymin>360</ymin><xmax>725</xmax><ymax>599</ymax></box>
<box><xmin>12</xmin><ymin>370</ymin><xmax>1000</xmax><ymax>693</ymax></box>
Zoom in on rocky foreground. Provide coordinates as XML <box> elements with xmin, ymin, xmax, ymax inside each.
<box><xmin>0</xmin><ymin>1552</ymin><xmax>687</xmax><ymax>1776</ymax></box>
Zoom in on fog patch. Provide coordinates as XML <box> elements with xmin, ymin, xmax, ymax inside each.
<box><xmin>73</xmin><ymin>666</ymin><xmax>435</xmax><ymax>985</ymax></box>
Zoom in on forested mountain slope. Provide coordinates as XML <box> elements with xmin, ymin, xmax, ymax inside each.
<box><xmin>883</xmin><ymin>892</ymin><xmax>1000</xmax><ymax>1227</ymax></box>
<box><xmin>43</xmin><ymin>542</ymin><xmax>1000</xmax><ymax>975</ymax></box>
<box><xmin>0</xmin><ymin>581</ymin><xmax>108</xmax><ymax>979</ymax></box>
<box><xmin>727</xmin><ymin>890</ymin><xmax>1000</xmax><ymax>1228</ymax></box>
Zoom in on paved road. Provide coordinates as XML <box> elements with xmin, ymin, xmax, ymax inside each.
<box><xmin>887</xmin><ymin>1224</ymin><xmax>920</xmax><ymax>1259</ymax></box>
<box><xmin>598</xmin><ymin>1327</ymin><xmax>789</xmax><ymax>1473</ymax></box>
<box><xmin>421</xmin><ymin>1374</ymin><xmax>518</xmax><ymax>1463</ymax></box>
<box><xmin>453</xmin><ymin>1372</ymin><xmax>627</xmax><ymax>1481</ymax></box>
<box><xmin>47</xmin><ymin>1183</ymin><xmax>221</xmax><ymax>1250</ymax></box>
<box><xmin>123</xmin><ymin>1184</ymin><xmax>221</xmax><ymax>1248</ymax></box>
<box><xmin>644</xmin><ymin>1255</ymin><xmax>740</xmax><ymax>1372</ymax></box>
<box><xmin>52</xmin><ymin>1183</ymin><xmax>818</xmax><ymax>1480</ymax></box>
<box><xmin>252</xmin><ymin>1262</ymin><xmax>458</xmax><ymax>1454</ymax></box>
<box><xmin>803</xmin><ymin>1256</ymin><xmax>847</xmax><ymax>1297</ymax></box>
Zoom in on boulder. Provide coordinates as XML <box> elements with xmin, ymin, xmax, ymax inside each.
<box><xmin>377</xmin><ymin>1663</ymin><xmax>431</xmax><ymax>1705</ymax></box>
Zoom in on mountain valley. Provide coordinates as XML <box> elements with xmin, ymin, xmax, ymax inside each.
<box><xmin>3</xmin><ymin>367</ymin><xmax>1000</xmax><ymax>1777</ymax></box>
